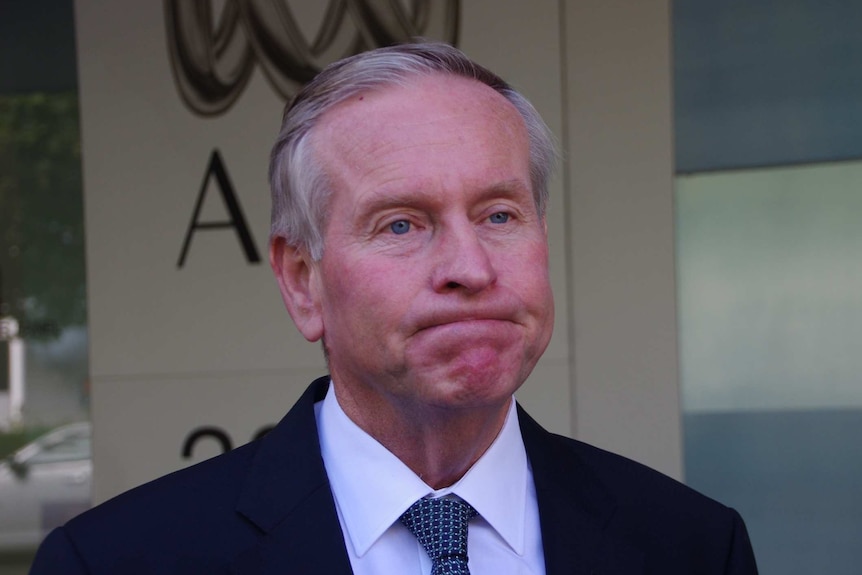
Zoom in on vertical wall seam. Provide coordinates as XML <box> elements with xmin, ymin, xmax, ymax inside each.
<box><xmin>557</xmin><ymin>0</ymin><xmax>577</xmax><ymax>439</ymax></box>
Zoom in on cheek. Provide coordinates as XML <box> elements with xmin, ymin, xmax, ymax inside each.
<box><xmin>320</xmin><ymin>259</ymin><xmax>407</xmax><ymax>324</ymax></box>
<box><xmin>513</xmin><ymin>252</ymin><xmax>554</xmax><ymax>342</ymax></box>
<box><xmin>507</xmin><ymin>243</ymin><xmax>551</xmax><ymax>296</ymax></box>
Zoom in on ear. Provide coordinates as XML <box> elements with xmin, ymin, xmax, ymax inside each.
<box><xmin>269</xmin><ymin>236</ymin><xmax>324</xmax><ymax>342</ymax></box>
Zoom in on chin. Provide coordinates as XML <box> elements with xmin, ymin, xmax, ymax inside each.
<box><xmin>422</xmin><ymin>370</ymin><xmax>521</xmax><ymax>411</ymax></box>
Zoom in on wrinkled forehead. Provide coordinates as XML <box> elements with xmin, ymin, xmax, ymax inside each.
<box><xmin>309</xmin><ymin>73</ymin><xmax>528</xmax><ymax>175</ymax></box>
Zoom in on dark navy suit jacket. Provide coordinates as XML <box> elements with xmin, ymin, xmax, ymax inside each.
<box><xmin>31</xmin><ymin>376</ymin><xmax>758</xmax><ymax>574</ymax></box>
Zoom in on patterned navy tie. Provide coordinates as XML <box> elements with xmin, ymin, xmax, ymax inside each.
<box><xmin>400</xmin><ymin>497</ymin><xmax>478</xmax><ymax>575</ymax></box>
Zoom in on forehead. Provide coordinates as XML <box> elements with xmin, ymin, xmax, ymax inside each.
<box><xmin>310</xmin><ymin>73</ymin><xmax>531</xmax><ymax>199</ymax></box>
<box><xmin>315</xmin><ymin>73</ymin><xmax>522</xmax><ymax>134</ymax></box>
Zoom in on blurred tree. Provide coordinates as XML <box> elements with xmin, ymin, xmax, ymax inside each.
<box><xmin>0</xmin><ymin>92</ymin><xmax>85</xmax><ymax>340</ymax></box>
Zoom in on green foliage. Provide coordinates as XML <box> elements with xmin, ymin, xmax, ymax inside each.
<box><xmin>0</xmin><ymin>92</ymin><xmax>85</xmax><ymax>340</ymax></box>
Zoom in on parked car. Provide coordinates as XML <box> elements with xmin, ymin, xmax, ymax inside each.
<box><xmin>0</xmin><ymin>423</ymin><xmax>91</xmax><ymax>552</ymax></box>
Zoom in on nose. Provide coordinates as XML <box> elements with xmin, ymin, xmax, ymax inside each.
<box><xmin>431</xmin><ymin>222</ymin><xmax>497</xmax><ymax>294</ymax></box>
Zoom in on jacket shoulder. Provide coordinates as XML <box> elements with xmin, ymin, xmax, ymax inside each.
<box><xmin>520</xmin><ymin>408</ymin><xmax>759</xmax><ymax>574</ymax></box>
<box><xmin>50</xmin><ymin>440</ymin><xmax>264</xmax><ymax>573</ymax></box>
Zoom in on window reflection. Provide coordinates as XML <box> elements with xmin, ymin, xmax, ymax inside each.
<box><xmin>677</xmin><ymin>160</ymin><xmax>862</xmax><ymax>573</ymax></box>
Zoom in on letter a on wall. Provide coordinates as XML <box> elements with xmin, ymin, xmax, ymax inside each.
<box><xmin>177</xmin><ymin>149</ymin><xmax>261</xmax><ymax>267</ymax></box>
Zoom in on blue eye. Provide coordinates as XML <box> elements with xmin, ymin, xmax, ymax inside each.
<box><xmin>389</xmin><ymin>220</ymin><xmax>411</xmax><ymax>234</ymax></box>
<box><xmin>489</xmin><ymin>212</ymin><xmax>510</xmax><ymax>224</ymax></box>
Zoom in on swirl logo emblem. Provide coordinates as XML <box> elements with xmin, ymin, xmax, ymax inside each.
<box><xmin>165</xmin><ymin>0</ymin><xmax>461</xmax><ymax>116</ymax></box>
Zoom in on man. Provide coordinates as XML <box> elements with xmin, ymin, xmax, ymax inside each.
<box><xmin>31</xmin><ymin>43</ymin><xmax>758</xmax><ymax>574</ymax></box>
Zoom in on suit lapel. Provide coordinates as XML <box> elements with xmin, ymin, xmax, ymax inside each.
<box><xmin>229</xmin><ymin>377</ymin><xmax>354</xmax><ymax>575</ymax></box>
<box><xmin>519</xmin><ymin>406</ymin><xmax>644</xmax><ymax>575</ymax></box>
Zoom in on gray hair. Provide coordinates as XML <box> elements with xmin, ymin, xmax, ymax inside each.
<box><xmin>269</xmin><ymin>42</ymin><xmax>556</xmax><ymax>261</ymax></box>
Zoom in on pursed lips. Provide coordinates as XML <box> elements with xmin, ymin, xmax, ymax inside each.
<box><xmin>410</xmin><ymin>306</ymin><xmax>523</xmax><ymax>335</ymax></box>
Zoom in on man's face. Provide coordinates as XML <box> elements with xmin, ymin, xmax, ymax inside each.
<box><xmin>283</xmin><ymin>74</ymin><xmax>554</xmax><ymax>419</ymax></box>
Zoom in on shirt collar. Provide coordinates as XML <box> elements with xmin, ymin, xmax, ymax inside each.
<box><xmin>316</xmin><ymin>381</ymin><xmax>529</xmax><ymax>558</ymax></box>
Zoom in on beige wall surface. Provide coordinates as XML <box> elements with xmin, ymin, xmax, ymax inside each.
<box><xmin>564</xmin><ymin>0</ymin><xmax>682</xmax><ymax>478</ymax></box>
<box><xmin>76</xmin><ymin>0</ymin><xmax>679</xmax><ymax>503</ymax></box>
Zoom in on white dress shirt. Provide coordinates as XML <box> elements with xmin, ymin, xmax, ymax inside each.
<box><xmin>315</xmin><ymin>382</ymin><xmax>546</xmax><ymax>575</ymax></box>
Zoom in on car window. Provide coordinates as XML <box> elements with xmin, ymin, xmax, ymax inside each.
<box><xmin>27</xmin><ymin>428</ymin><xmax>91</xmax><ymax>464</ymax></box>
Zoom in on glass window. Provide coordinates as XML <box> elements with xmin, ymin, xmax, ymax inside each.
<box><xmin>675</xmin><ymin>1</ymin><xmax>862</xmax><ymax>573</ymax></box>
<box><xmin>27</xmin><ymin>424</ymin><xmax>91</xmax><ymax>465</ymax></box>
<box><xmin>0</xmin><ymin>0</ymin><xmax>89</xmax><ymax>569</ymax></box>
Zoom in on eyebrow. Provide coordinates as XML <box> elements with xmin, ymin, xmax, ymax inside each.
<box><xmin>483</xmin><ymin>178</ymin><xmax>532</xmax><ymax>198</ymax></box>
<box><xmin>356</xmin><ymin>177</ymin><xmax>532</xmax><ymax>216</ymax></box>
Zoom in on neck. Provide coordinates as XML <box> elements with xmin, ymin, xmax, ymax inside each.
<box><xmin>335</xmin><ymin>385</ymin><xmax>511</xmax><ymax>489</ymax></box>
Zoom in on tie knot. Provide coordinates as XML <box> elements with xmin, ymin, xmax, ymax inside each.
<box><xmin>400</xmin><ymin>498</ymin><xmax>478</xmax><ymax>574</ymax></box>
